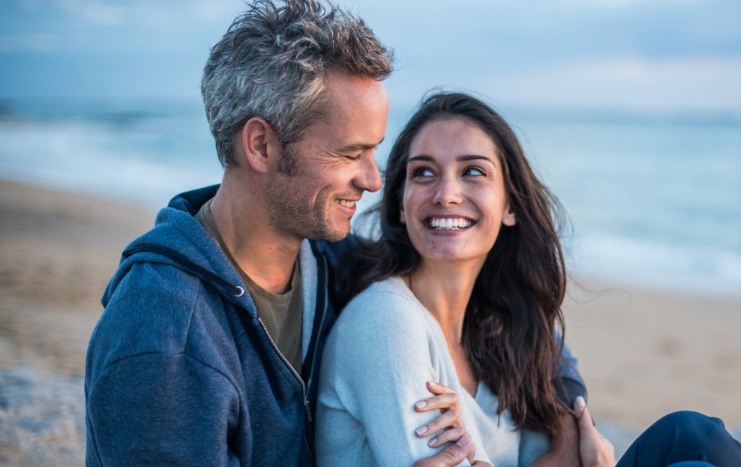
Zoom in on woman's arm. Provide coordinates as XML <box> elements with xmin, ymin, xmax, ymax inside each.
<box><xmin>316</xmin><ymin>287</ymin><xmax>457</xmax><ymax>465</ymax></box>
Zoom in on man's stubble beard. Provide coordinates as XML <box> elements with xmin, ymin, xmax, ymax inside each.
<box><xmin>267</xmin><ymin>144</ymin><xmax>347</xmax><ymax>242</ymax></box>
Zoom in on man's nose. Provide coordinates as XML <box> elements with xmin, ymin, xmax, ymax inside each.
<box><xmin>357</xmin><ymin>153</ymin><xmax>382</xmax><ymax>193</ymax></box>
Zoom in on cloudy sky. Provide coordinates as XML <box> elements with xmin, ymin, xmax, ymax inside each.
<box><xmin>1</xmin><ymin>0</ymin><xmax>740</xmax><ymax>115</ymax></box>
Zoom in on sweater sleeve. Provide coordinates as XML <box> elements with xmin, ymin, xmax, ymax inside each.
<box><xmin>86</xmin><ymin>351</ymin><xmax>241</xmax><ymax>466</ymax></box>
<box><xmin>316</xmin><ymin>286</ymin><xmax>450</xmax><ymax>466</ymax></box>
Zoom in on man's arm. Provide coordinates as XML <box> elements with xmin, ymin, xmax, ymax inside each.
<box><xmin>86</xmin><ymin>352</ymin><xmax>239</xmax><ymax>465</ymax></box>
<box><xmin>557</xmin><ymin>340</ymin><xmax>587</xmax><ymax>405</ymax></box>
<box><xmin>528</xmin><ymin>339</ymin><xmax>589</xmax><ymax>466</ymax></box>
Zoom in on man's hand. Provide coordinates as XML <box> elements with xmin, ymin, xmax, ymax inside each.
<box><xmin>574</xmin><ymin>396</ymin><xmax>615</xmax><ymax>467</ymax></box>
<box><xmin>531</xmin><ymin>413</ymin><xmax>581</xmax><ymax>467</ymax></box>
<box><xmin>413</xmin><ymin>382</ymin><xmax>467</xmax><ymax>453</ymax></box>
<box><xmin>412</xmin><ymin>381</ymin><xmax>491</xmax><ymax>467</ymax></box>
<box><xmin>412</xmin><ymin>434</ymin><xmax>492</xmax><ymax>467</ymax></box>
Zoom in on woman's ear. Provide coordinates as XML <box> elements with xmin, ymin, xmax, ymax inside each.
<box><xmin>503</xmin><ymin>205</ymin><xmax>516</xmax><ymax>226</ymax></box>
<box><xmin>400</xmin><ymin>207</ymin><xmax>406</xmax><ymax>224</ymax></box>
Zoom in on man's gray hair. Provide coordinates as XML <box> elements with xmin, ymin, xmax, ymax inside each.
<box><xmin>202</xmin><ymin>0</ymin><xmax>394</xmax><ymax>168</ymax></box>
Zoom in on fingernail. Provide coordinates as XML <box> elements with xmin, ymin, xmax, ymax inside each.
<box><xmin>574</xmin><ymin>396</ymin><xmax>586</xmax><ymax>412</ymax></box>
<box><xmin>415</xmin><ymin>425</ymin><xmax>428</xmax><ymax>436</ymax></box>
<box><xmin>427</xmin><ymin>437</ymin><xmax>438</xmax><ymax>447</ymax></box>
<box><xmin>456</xmin><ymin>435</ymin><xmax>470</xmax><ymax>447</ymax></box>
<box><xmin>427</xmin><ymin>380</ymin><xmax>438</xmax><ymax>387</ymax></box>
<box><xmin>415</xmin><ymin>400</ymin><xmax>427</xmax><ymax>409</ymax></box>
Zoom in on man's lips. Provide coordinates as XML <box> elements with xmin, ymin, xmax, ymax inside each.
<box><xmin>337</xmin><ymin>199</ymin><xmax>358</xmax><ymax>209</ymax></box>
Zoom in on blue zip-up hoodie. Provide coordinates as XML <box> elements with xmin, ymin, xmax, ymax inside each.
<box><xmin>85</xmin><ymin>185</ymin><xmax>345</xmax><ymax>466</ymax></box>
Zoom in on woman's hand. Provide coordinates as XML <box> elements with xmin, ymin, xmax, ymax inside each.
<box><xmin>414</xmin><ymin>381</ymin><xmax>485</xmax><ymax>465</ymax></box>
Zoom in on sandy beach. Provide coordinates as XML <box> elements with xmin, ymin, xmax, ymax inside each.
<box><xmin>1</xmin><ymin>178</ymin><xmax>739</xmax><ymax>464</ymax></box>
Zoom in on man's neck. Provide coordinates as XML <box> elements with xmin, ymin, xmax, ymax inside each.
<box><xmin>210</xmin><ymin>180</ymin><xmax>301</xmax><ymax>295</ymax></box>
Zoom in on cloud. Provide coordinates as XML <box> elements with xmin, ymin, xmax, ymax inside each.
<box><xmin>473</xmin><ymin>56</ymin><xmax>741</xmax><ymax>113</ymax></box>
<box><xmin>2</xmin><ymin>0</ymin><xmax>739</xmax><ymax>112</ymax></box>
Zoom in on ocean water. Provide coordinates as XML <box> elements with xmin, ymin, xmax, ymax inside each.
<box><xmin>1</xmin><ymin>98</ymin><xmax>739</xmax><ymax>300</ymax></box>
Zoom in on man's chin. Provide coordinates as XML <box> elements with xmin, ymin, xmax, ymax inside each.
<box><xmin>313</xmin><ymin>223</ymin><xmax>351</xmax><ymax>243</ymax></box>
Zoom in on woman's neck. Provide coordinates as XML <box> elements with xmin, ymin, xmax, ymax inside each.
<box><xmin>408</xmin><ymin>260</ymin><xmax>480</xmax><ymax>333</ymax></box>
<box><xmin>407</xmin><ymin>259</ymin><xmax>483</xmax><ymax>396</ymax></box>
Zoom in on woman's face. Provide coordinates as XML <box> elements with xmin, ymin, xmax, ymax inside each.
<box><xmin>401</xmin><ymin>117</ymin><xmax>516</xmax><ymax>267</ymax></box>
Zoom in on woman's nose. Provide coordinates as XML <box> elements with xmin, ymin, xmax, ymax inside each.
<box><xmin>432</xmin><ymin>177</ymin><xmax>463</xmax><ymax>205</ymax></box>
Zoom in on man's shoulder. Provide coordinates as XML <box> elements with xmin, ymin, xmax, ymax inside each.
<box><xmin>93</xmin><ymin>252</ymin><xmax>239</xmax><ymax>363</ymax></box>
<box><xmin>309</xmin><ymin>235</ymin><xmax>358</xmax><ymax>264</ymax></box>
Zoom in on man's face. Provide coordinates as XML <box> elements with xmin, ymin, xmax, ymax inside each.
<box><xmin>266</xmin><ymin>72</ymin><xmax>388</xmax><ymax>242</ymax></box>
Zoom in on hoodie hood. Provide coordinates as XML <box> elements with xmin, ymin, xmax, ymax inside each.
<box><xmin>102</xmin><ymin>185</ymin><xmax>252</xmax><ymax>314</ymax></box>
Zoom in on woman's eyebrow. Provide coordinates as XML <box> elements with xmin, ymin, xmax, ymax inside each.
<box><xmin>457</xmin><ymin>154</ymin><xmax>495</xmax><ymax>163</ymax></box>
<box><xmin>407</xmin><ymin>154</ymin><xmax>495</xmax><ymax>163</ymax></box>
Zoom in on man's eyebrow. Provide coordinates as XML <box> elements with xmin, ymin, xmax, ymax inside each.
<box><xmin>339</xmin><ymin>138</ymin><xmax>385</xmax><ymax>152</ymax></box>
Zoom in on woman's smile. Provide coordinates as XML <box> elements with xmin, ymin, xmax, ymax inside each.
<box><xmin>402</xmin><ymin>117</ymin><xmax>516</xmax><ymax>264</ymax></box>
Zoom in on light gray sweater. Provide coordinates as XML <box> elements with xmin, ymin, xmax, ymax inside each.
<box><xmin>316</xmin><ymin>277</ymin><xmax>549</xmax><ymax>467</ymax></box>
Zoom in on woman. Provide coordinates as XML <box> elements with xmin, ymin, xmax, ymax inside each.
<box><xmin>316</xmin><ymin>91</ymin><xmax>573</xmax><ymax>465</ymax></box>
<box><xmin>316</xmin><ymin>92</ymin><xmax>741</xmax><ymax>466</ymax></box>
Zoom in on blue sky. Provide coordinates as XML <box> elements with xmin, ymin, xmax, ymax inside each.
<box><xmin>1</xmin><ymin>0</ymin><xmax>740</xmax><ymax>115</ymax></box>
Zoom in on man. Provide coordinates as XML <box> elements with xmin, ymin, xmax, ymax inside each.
<box><xmin>86</xmin><ymin>0</ymin><xmax>586</xmax><ymax>465</ymax></box>
<box><xmin>86</xmin><ymin>1</ymin><xmax>445</xmax><ymax>464</ymax></box>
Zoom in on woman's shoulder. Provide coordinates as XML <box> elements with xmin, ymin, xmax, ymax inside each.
<box><xmin>323</xmin><ymin>276</ymin><xmax>445</xmax><ymax>382</ymax></box>
<box><xmin>340</xmin><ymin>277</ymin><xmax>427</xmax><ymax>321</ymax></box>
<box><xmin>330</xmin><ymin>276</ymin><xmax>437</xmax><ymax>343</ymax></box>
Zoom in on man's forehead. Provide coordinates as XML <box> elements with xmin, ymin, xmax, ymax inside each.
<box><xmin>323</xmin><ymin>71</ymin><xmax>388</xmax><ymax>109</ymax></box>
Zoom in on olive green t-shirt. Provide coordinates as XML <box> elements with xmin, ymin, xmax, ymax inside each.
<box><xmin>195</xmin><ymin>199</ymin><xmax>303</xmax><ymax>374</ymax></box>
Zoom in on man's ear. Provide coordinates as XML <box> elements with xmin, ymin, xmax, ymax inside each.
<box><xmin>503</xmin><ymin>204</ymin><xmax>516</xmax><ymax>227</ymax></box>
<box><xmin>238</xmin><ymin>117</ymin><xmax>280</xmax><ymax>173</ymax></box>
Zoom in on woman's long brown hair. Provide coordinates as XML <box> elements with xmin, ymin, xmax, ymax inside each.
<box><xmin>338</xmin><ymin>92</ymin><xmax>569</xmax><ymax>435</ymax></box>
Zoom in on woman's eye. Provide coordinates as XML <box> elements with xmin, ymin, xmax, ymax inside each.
<box><xmin>464</xmin><ymin>167</ymin><xmax>486</xmax><ymax>177</ymax></box>
<box><xmin>411</xmin><ymin>167</ymin><xmax>434</xmax><ymax>178</ymax></box>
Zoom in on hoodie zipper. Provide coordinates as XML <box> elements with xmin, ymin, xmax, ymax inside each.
<box><xmin>255</xmin><ymin>252</ymin><xmax>331</xmax><ymax>425</ymax></box>
<box><xmin>302</xmin><ymin>261</ymin><xmax>330</xmax><ymax>415</ymax></box>
<box><xmin>256</xmin><ymin>317</ymin><xmax>313</xmax><ymax>422</ymax></box>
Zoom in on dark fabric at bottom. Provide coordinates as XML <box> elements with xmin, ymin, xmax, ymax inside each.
<box><xmin>617</xmin><ymin>411</ymin><xmax>741</xmax><ymax>467</ymax></box>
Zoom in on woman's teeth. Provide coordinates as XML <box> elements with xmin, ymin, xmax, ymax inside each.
<box><xmin>428</xmin><ymin>218</ymin><xmax>472</xmax><ymax>230</ymax></box>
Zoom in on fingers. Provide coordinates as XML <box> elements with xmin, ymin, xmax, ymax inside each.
<box><xmin>426</xmin><ymin>426</ymin><xmax>465</xmax><ymax>448</ymax></box>
<box><xmin>412</xmin><ymin>434</ymin><xmax>474</xmax><ymax>467</ymax></box>
<box><xmin>426</xmin><ymin>380</ymin><xmax>455</xmax><ymax>395</ymax></box>
<box><xmin>415</xmin><ymin>392</ymin><xmax>459</xmax><ymax>413</ymax></box>
<box><xmin>573</xmin><ymin>396</ymin><xmax>617</xmax><ymax>467</ymax></box>
<box><xmin>433</xmin><ymin>434</ymin><xmax>475</xmax><ymax>466</ymax></box>
<box><xmin>415</xmin><ymin>381</ymin><xmax>459</xmax><ymax>413</ymax></box>
<box><xmin>574</xmin><ymin>396</ymin><xmax>598</xmax><ymax>439</ymax></box>
<box><xmin>415</xmin><ymin>409</ymin><xmax>459</xmax><ymax>438</ymax></box>
<box><xmin>414</xmin><ymin>380</ymin><xmax>477</xmax><ymax>465</ymax></box>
